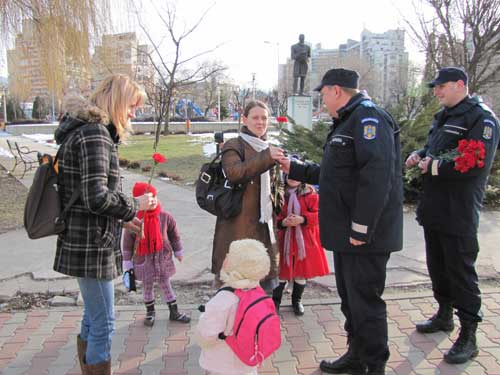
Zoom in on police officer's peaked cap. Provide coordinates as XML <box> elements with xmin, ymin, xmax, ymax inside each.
<box><xmin>427</xmin><ymin>67</ymin><xmax>468</xmax><ymax>88</ymax></box>
<box><xmin>314</xmin><ymin>68</ymin><xmax>360</xmax><ymax>91</ymax></box>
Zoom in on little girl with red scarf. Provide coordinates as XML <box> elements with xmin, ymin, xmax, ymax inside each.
<box><xmin>273</xmin><ymin>175</ymin><xmax>330</xmax><ymax>316</ymax></box>
<box><xmin>122</xmin><ymin>182</ymin><xmax>190</xmax><ymax>326</ymax></box>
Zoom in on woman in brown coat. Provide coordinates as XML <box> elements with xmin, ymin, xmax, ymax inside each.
<box><xmin>212</xmin><ymin>100</ymin><xmax>285</xmax><ymax>292</ymax></box>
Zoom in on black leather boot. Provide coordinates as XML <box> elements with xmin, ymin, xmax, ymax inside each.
<box><xmin>144</xmin><ymin>300</ymin><xmax>155</xmax><ymax>327</ymax></box>
<box><xmin>291</xmin><ymin>282</ymin><xmax>305</xmax><ymax>316</ymax></box>
<box><xmin>444</xmin><ymin>320</ymin><xmax>479</xmax><ymax>364</ymax></box>
<box><xmin>319</xmin><ymin>347</ymin><xmax>367</xmax><ymax>375</ymax></box>
<box><xmin>367</xmin><ymin>362</ymin><xmax>386</xmax><ymax>375</ymax></box>
<box><xmin>416</xmin><ymin>303</ymin><xmax>454</xmax><ymax>333</ymax></box>
<box><xmin>272</xmin><ymin>282</ymin><xmax>286</xmax><ymax>312</ymax></box>
<box><xmin>168</xmin><ymin>301</ymin><xmax>191</xmax><ymax>323</ymax></box>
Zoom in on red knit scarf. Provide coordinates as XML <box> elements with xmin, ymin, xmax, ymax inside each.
<box><xmin>135</xmin><ymin>203</ymin><xmax>163</xmax><ymax>256</ymax></box>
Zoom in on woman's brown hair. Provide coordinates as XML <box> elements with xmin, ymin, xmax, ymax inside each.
<box><xmin>243</xmin><ymin>100</ymin><xmax>269</xmax><ymax>117</ymax></box>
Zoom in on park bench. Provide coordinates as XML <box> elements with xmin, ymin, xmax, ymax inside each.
<box><xmin>6</xmin><ymin>139</ymin><xmax>40</xmax><ymax>178</ymax></box>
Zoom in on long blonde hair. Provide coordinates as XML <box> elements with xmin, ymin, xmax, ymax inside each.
<box><xmin>90</xmin><ymin>74</ymin><xmax>145</xmax><ymax>140</ymax></box>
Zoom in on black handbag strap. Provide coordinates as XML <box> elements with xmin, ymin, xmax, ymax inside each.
<box><xmin>210</xmin><ymin>138</ymin><xmax>245</xmax><ymax>165</ymax></box>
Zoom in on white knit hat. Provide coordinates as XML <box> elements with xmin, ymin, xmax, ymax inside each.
<box><xmin>220</xmin><ymin>239</ymin><xmax>270</xmax><ymax>289</ymax></box>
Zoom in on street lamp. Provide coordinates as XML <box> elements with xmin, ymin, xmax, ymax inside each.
<box><xmin>0</xmin><ymin>86</ymin><xmax>7</xmax><ymax>126</ymax></box>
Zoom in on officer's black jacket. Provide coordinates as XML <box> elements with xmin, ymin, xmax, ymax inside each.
<box><xmin>416</xmin><ymin>96</ymin><xmax>500</xmax><ymax>236</ymax></box>
<box><xmin>289</xmin><ymin>93</ymin><xmax>403</xmax><ymax>253</ymax></box>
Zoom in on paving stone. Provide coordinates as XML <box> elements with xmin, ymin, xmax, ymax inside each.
<box><xmin>2</xmin><ymin>366</ymin><xmax>32</xmax><ymax>375</ymax></box>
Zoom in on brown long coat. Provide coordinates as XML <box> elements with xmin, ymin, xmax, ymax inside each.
<box><xmin>211</xmin><ymin>132</ymin><xmax>280</xmax><ymax>281</ymax></box>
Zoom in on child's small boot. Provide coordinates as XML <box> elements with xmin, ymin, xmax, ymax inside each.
<box><xmin>292</xmin><ymin>282</ymin><xmax>306</xmax><ymax>316</ymax></box>
<box><xmin>144</xmin><ymin>300</ymin><xmax>155</xmax><ymax>326</ymax></box>
<box><xmin>272</xmin><ymin>282</ymin><xmax>287</xmax><ymax>312</ymax></box>
<box><xmin>168</xmin><ymin>301</ymin><xmax>191</xmax><ymax>323</ymax></box>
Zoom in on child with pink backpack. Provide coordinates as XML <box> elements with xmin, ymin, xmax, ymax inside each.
<box><xmin>195</xmin><ymin>239</ymin><xmax>281</xmax><ymax>374</ymax></box>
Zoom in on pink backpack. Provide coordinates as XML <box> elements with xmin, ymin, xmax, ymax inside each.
<box><xmin>218</xmin><ymin>286</ymin><xmax>281</xmax><ymax>366</ymax></box>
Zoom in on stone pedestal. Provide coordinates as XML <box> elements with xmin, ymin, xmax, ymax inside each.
<box><xmin>287</xmin><ymin>95</ymin><xmax>313</xmax><ymax>130</ymax></box>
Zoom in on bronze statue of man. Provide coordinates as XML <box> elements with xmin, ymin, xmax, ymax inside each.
<box><xmin>291</xmin><ymin>34</ymin><xmax>311</xmax><ymax>95</ymax></box>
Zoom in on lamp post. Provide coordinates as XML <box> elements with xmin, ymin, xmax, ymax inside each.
<box><xmin>1</xmin><ymin>86</ymin><xmax>7</xmax><ymax>125</ymax></box>
<box><xmin>217</xmin><ymin>87</ymin><xmax>221</xmax><ymax>121</ymax></box>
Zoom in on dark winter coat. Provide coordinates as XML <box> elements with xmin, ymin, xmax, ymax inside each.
<box><xmin>211</xmin><ymin>127</ymin><xmax>280</xmax><ymax>280</ymax></box>
<box><xmin>289</xmin><ymin>92</ymin><xmax>404</xmax><ymax>254</ymax></box>
<box><xmin>53</xmin><ymin>102</ymin><xmax>137</xmax><ymax>280</ymax></box>
<box><xmin>416</xmin><ymin>96</ymin><xmax>500</xmax><ymax>236</ymax></box>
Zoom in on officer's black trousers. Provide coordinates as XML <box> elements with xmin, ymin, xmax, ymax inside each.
<box><xmin>423</xmin><ymin>228</ymin><xmax>482</xmax><ymax>323</ymax></box>
<box><xmin>333</xmin><ymin>252</ymin><xmax>390</xmax><ymax>366</ymax></box>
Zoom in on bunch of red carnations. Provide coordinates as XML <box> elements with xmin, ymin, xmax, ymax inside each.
<box><xmin>452</xmin><ymin>139</ymin><xmax>485</xmax><ymax>173</ymax></box>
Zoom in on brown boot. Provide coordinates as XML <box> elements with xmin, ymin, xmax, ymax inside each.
<box><xmin>77</xmin><ymin>335</ymin><xmax>89</xmax><ymax>374</ymax></box>
<box><xmin>87</xmin><ymin>359</ymin><xmax>111</xmax><ymax>375</ymax></box>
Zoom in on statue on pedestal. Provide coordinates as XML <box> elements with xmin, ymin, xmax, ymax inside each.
<box><xmin>291</xmin><ymin>34</ymin><xmax>311</xmax><ymax>95</ymax></box>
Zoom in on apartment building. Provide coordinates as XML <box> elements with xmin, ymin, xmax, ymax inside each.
<box><xmin>7</xmin><ymin>19</ymin><xmax>90</xmax><ymax>110</ymax></box>
<box><xmin>91</xmin><ymin>32</ymin><xmax>154</xmax><ymax>92</ymax></box>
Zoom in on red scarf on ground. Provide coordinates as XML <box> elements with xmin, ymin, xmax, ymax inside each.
<box><xmin>136</xmin><ymin>203</ymin><xmax>163</xmax><ymax>256</ymax></box>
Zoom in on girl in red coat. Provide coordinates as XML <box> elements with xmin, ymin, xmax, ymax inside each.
<box><xmin>273</xmin><ymin>174</ymin><xmax>330</xmax><ymax>315</ymax></box>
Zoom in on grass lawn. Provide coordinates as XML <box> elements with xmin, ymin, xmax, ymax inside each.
<box><xmin>119</xmin><ymin>134</ymin><xmax>212</xmax><ymax>185</ymax></box>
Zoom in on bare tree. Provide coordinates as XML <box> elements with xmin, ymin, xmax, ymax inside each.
<box><xmin>134</xmin><ymin>1</ymin><xmax>225</xmax><ymax>149</ymax></box>
<box><xmin>232</xmin><ymin>87</ymin><xmax>251</xmax><ymax>126</ymax></box>
<box><xmin>1</xmin><ymin>1</ymin><xmax>110</xmax><ymax>102</ymax></box>
<box><xmin>403</xmin><ymin>0</ymin><xmax>500</xmax><ymax>93</ymax></box>
<box><xmin>200</xmin><ymin>63</ymin><xmax>228</xmax><ymax>117</ymax></box>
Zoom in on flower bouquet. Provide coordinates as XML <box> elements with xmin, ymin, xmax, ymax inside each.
<box><xmin>405</xmin><ymin>139</ymin><xmax>485</xmax><ymax>181</ymax></box>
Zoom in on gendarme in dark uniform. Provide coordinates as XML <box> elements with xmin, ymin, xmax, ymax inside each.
<box><xmin>409</xmin><ymin>67</ymin><xmax>500</xmax><ymax>364</ymax></box>
<box><xmin>287</xmin><ymin>68</ymin><xmax>403</xmax><ymax>375</ymax></box>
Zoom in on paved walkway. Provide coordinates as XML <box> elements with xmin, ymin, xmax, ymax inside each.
<box><xmin>1</xmin><ymin>290</ymin><xmax>500</xmax><ymax>375</ymax></box>
<box><xmin>2</xmin><ymin>131</ymin><xmax>500</xmax><ymax>374</ymax></box>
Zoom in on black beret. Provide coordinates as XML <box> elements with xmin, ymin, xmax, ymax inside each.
<box><xmin>428</xmin><ymin>67</ymin><xmax>468</xmax><ymax>88</ymax></box>
<box><xmin>314</xmin><ymin>68</ymin><xmax>360</xmax><ymax>91</ymax></box>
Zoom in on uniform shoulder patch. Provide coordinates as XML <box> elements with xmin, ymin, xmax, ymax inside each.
<box><xmin>483</xmin><ymin>121</ymin><xmax>493</xmax><ymax>140</ymax></box>
<box><xmin>361</xmin><ymin>117</ymin><xmax>379</xmax><ymax>140</ymax></box>
<box><xmin>360</xmin><ymin>100</ymin><xmax>375</xmax><ymax>108</ymax></box>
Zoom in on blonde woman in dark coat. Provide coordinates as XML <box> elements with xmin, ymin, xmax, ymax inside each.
<box><xmin>211</xmin><ymin>100</ymin><xmax>285</xmax><ymax>292</ymax></box>
<box><xmin>55</xmin><ymin>75</ymin><xmax>155</xmax><ymax>374</ymax></box>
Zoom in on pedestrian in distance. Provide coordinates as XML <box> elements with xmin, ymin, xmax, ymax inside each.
<box><xmin>54</xmin><ymin>74</ymin><xmax>155</xmax><ymax>375</ymax></box>
<box><xmin>196</xmin><ymin>239</ymin><xmax>275</xmax><ymax>375</ymax></box>
<box><xmin>273</xmin><ymin>68</ymin><xmax>403</xmax><ymax>375</ymax></box>
<box><xmin>407</xmin><ymin>67</ymin><xmax>500</xmax><ymax>364</ymax></box>
<box><xmin>211</xmin><ymin>100</ymin><xmax>285</xmax><ymax>293</ymax></box>
<box><xmin>273</xmin><ymin>168</ymin><xmax>330</xmax><ymax>316</ymax></box>
<box><xmin>122</xmin><ymin>182</ymin><xmax>190</xmax><ymax>327</ymax></box>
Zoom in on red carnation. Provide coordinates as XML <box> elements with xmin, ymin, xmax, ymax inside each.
<box><xmin>452</xmin><ymin>139</ymin><xmax>485</xmax><ymax>173</ymax></box>
<box><xmin>276</xmin><ymin>116</ymin><xmax>288</xmax><ymax>123</ymax></box>
<box><xmin>152</xmin><ymin>152</ymin><xmax>167</xmax><ymax>163</ymax></box>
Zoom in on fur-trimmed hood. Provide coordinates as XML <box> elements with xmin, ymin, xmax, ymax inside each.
<box><xmin>220</xmin><ymin>239</ymin><xmax>270</xmax><ymax>289</ymax></box>
<box><xmin>55</xmin><ymin>95</ymin><xmax>111</xmax><ymax>145</ymax></box>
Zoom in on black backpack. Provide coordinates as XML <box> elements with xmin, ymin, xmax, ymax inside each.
<box><xmin>195</xmin><ymin>142</ymin><xmax>246</xmax><ymax>219</ymax></box>
<box><xmin>24</xmin><ymin>152</ymin><xmax>80</xmax><ymax>239</ymax></box>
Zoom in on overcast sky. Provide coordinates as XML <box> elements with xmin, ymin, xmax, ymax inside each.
<box><xmin>1</xmin><ymin>0</ymin><xmax>427</xmax><ymax>90</ymax></box>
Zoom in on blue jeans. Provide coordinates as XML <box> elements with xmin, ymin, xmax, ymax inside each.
<box><xmin>77</xmin><ymin>277</ymin><xmax>115</xmax><ymax>364</ymax></box>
